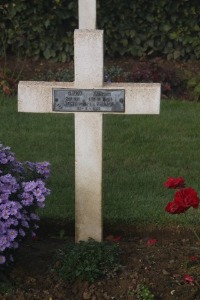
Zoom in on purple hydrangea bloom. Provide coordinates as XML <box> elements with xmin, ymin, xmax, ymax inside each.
<box><xmin>20</xmin><ymin>192</ymin><xmax>34</xmax><ymax>206</ymax></box>
<box><xmin>0</xmin><ymin>222</ymin><xmax>5</xmax><ymax>233</ymax></box>
<box><xmin>1</xmin><ymin>207</ymin><xmax>10</xmax><ymax>220</ymax></box>
<box><xmin>0</xmin><ymin>236</ymin><xmax>10</xmax><ymax>251</ymax></box>
<box><xmin>7</xmin><ymin>229</ymin><xmax>18</xmax><ymax>241</ymax></box>
<box><xmin>19</xmin><ymin>228</ymin><xmax>25</xmax><ymax>237</ymax></box>
<box><xmin>0</xmin><ymin>144</ymin><xmax>15</xmax><ymax>165</ymax></box>
<box><xmin>21</xmin><ymin>220</ymin><xmax>30</xmax><ymax>229</ymax></box>
<box><xmin>22</xmin><ymin>181</ymin><xmax>37</xmax><ymax>192</ymax></box>
<box><xmin>30</xmin><ymin>213</ymin><xmax>40</xmax><ymax>221</ymax></box>
<box><xmin>35</xmin><ymin>161</ymin><xmax>50</xmax><ymax>179</ymax></box>
<box><xmin>0</xmin><ymin>142</ymin><xmax>51</xmax><ymax>267</ymax></box>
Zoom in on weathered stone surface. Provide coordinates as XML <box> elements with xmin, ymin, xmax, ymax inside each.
<box><xmin>74</xmin><ymin>30</ymin><xmax>104</xmax><ymax>88</ymax></box>
<box><xmin>78</xmin><ymin>0</ymin><xmax>96</xmax><ymax>29</ymax></box>
<box><xmin>75</xmin><ymin>113</ymin><xmax>103</xmax><ymax>242</ymax></box>
<box><xmin>18</xmin><ymin>82</ymin><xmax>160</xmax><ymax>115</ymax></box>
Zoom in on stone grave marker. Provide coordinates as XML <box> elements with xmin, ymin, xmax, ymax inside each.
<box><xmin>18</xmin><ymin>0</ymin><xmax>161</xmax><ymax>242</ymax></box>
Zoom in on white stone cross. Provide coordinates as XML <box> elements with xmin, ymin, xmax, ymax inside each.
<box><xmin>18</xmin><ymin>0</ymin><xmax>160</xmax><ymax>242</ymax></box>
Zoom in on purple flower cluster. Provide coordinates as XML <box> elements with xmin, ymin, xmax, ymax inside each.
<box><xmin>0</xmin><ymin>143</ymin><xmax>51</xmax><ymax>267</ymax></box>
<box><xmin>0</xmin><ymin>144</ymin><xmax>15</xmax><ymax>166</ymax></box>
<box><xmin>20</xmin><ymin>179</ymin><xmax>50</xmax><ymax>208</ymax></box>
<box><xmin>24</xmin><ymin>161</ymin><xmax>50</xmax><ymax>179</ymax></box>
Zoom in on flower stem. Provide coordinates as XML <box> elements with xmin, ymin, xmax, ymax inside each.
<box><xmin>192</xmin><ymin>228</ymin><xmax>200</xmax><ymax>242</ymax></box>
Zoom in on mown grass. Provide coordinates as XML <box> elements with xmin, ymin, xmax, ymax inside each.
<box><xmin>1</xmin><ymin>95</ymin><xmax>200</xmax><ymax>225</ymax></box>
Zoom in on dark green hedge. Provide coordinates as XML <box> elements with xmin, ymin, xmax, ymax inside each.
<box><xmin>0</xmin><ymin>0</ymin><xmax>200</xmax><ymax>61</ymax></box>
<box><xmin>0</xmin><ymin>0</ymin><xmax>77</xmax><ymax>61</ymax></box>
<box><xmin>99</xmin><ymin>0</ymin><xmax>200</xmax><ymax>60</ymax></box>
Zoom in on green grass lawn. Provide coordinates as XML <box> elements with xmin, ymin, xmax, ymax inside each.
<box><xmin>1</xmin><ymin>95</ymin><xmax>200</xmax><ymax>226</ymax></box>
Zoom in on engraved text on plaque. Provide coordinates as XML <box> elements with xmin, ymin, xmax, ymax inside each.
<box><xmin>53</xmin><ymin>89</ymin><xmax>125</xmax><ymax>112</ymax></box>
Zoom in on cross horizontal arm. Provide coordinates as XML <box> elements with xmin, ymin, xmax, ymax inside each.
<box><xmin>18</xmin><ymin>82</ymin><xmax>160</xmax><ymax>115</ymax></box>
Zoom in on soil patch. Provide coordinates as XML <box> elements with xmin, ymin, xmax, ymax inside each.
<box><xmin>1</xmin><ymin>55</ymin><xmax>200</xmax><ymax>100</ymax></box>
<box><xmin>1</xmin><ymin>56</ymin><xmax>200</xmax><ymax>80</ymax></box>
<box><xmin>1</xmin><ymin>223</ymin><xmax>200</xmax><ymax>299</ymax></box>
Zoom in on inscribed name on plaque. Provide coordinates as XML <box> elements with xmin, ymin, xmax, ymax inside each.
<box><xmin>53</xmin><ymin>89</ymin><xmax>125</xmax><ymax>112</ymax></box>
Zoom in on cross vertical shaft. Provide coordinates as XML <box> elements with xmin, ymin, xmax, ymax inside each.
<box><xmin>78</xmin><ymin>0</ymin><xmax>96</xmax><ymax>29</ymax></box>
<box><xmin>75</xmin><ymin>114</ymin><xmax>103</xmax><ymax>242</ymax></box>
<box><xmin>74</xmin><ymin>0</ymin><xmax>104</xmax><ymax>242</ymax></box>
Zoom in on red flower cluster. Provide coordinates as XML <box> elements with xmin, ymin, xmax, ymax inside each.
<box><xmin>164</xmin><ymin>177</ymin><xmax>185</xmax><ymax>189</ymax></box>
<box><xmin>164</xmin><ymin>178</ymin><xmax>200</xmax><ymax>214</ymax></box>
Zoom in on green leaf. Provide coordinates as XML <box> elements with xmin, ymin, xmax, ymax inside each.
<box><xmin>121</xmin><ymin>39</ymin><xmax>128</xmax><ymax>47</ymax></box>
<box><xmin>194</xmin><ymin>83</ymin><xmax>200</xmax><ymax>94</ymax></box>
<box><xmin>44</xmin><ymin>19</ymin><xmax>50</xmax><ymax>28</ymax></box>
<box><xmin>167</xmin><ymin>53</ymin><xmax>173</xmax><ymax>60</ymax></box>
<box><xmin>43</xmin><ymin>48</ymin><xmax>51</xmax><ymax>59</ymax></box>
<box><xmin>162</xmin><ymin>24</ymin><xmax>172</xmax><ymax>32</ymax></box>
<box><xmin>130</xmin><ymin>30</ymin><xmax>136</xmax><ymax>38</ymax></box>
<box><xmin>147</xmin><ymin>40</ymin><xmax>154</xmax><ymax>48</ymax></box>
<box><xmin>173</xmin><ymin>50</ymin><xmax>181</xmax><ymax>59</ymax></box>
<box><xmin>61</xmin><ymin>52</ymin><xmax>67</xmax><ymax>63</ymax></box>
<box><xmin>59</xmin><ymin>229</ymin><xmax>65</xmax><ymax>239</ymax></box>
<box><xmin>169</xmin><ymin>32</ymin><xmax>178</xmax><ymax>40</ymax></box>
<box><xmin>187</xmin><ymin>78</ymin><xmax>197</xmax><ymax>88</ymax></box>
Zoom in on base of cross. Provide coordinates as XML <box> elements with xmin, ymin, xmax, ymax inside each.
<box><xmin>18</xmin><ymin>81</ymin><xmax>160</xmax><ymax>242</ymax></box>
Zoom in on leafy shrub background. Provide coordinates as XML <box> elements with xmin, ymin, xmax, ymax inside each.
<box><xmin>0</xmin><ymin>0</ymin><xmax>200</xmax><ymax>61</ymax></box>
<box><xmin>0</xmin><ymin>0</ymin><xmax>77</xmax><ymax>62</ymax></box>
<box><xmin>99</xmin><ymin>0</ymin><xmax>200</xmax><ymax>60</ymax></box>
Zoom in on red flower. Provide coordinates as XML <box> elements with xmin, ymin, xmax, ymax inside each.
<box><xmin>174</xmin><ymin>187</ymin><xmax>200</xmax><ymax>209</ymax></box>
<box><xmin>189</xmin><ymin>256</ymin><xmax>198</xmax><ymax>261</ymax></box>
<box><xmin>164</xmin><ymin>177</ymin><xmax>185</xmax><ymax>189</ymax></box>
<box><xmin>165</xmin><ymin>201</ymin><xmax>188</xmax><ymax>214</ymax></box>
<box><xmin>113</xmin><ymin>236</ymin><xmax>122</xmax><ymax>242</ymax></box>
<box><xmin>165</xmin><ymin>187</ymin><xmax>200</xmax><ymax>214</ymax></box>
<box><xmin>183</xmin><ymin>274</ymin><xmax>194</xmax><ymax>284</ymax></box>
<box><xmin>147</xmin><ymin>239</ymin><xmax>157</xmax><ymax>246</ymax></box>
<box><xmin>31</xmin><ymin>235</ymin><xmax>40</xmax><ymax>241</ymax></box>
